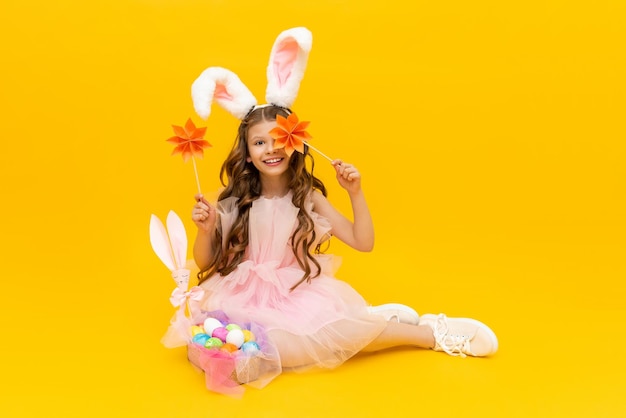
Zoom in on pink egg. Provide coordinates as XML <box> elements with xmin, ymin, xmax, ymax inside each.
<box><xmin>212</xmin><ymin>326</ymin><xmax>229</xmax><ymax>343</ymax></box>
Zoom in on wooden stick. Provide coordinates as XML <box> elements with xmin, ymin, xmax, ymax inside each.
<box><xmin>191</xmin><ymin>157</ymin><xmax>202</xmax><ymax>194</ymax></box>
<box><xmin>305</xmin><ymin>142</ymin><xmax>333</xmax><ymax>162</ymax></box>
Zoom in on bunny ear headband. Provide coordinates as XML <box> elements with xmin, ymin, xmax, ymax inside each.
<box><xmin>190</xmin><ymin>27</ymin><xmax>332</xmax><ymax>161</ymax></box>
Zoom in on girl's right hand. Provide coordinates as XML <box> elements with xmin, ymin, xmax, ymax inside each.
<box><xmin>192</xmin><ymin>194</ymin><xmax>216</xmax><ymax>232</ymax></box>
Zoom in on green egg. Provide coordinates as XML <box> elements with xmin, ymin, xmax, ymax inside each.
<box><xmin>204</xmin><ymin>337</ymin><xmax>224</xmax><ymax>349</ymax></box>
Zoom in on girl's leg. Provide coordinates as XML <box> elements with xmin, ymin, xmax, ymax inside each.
<box><xmin>270</xmin><ymin>314</ymin><xmax>498</xmax><ymax>368</ymax></box>
<box><xmin>235</xmin><ymin>323</ymin><xmax>432</xmax><ymax>382</ymax></box>
<box><xmin>361</xmin><ymin>322</ymin><xmax>435</xmax><ymax>352</ymax></box>
<box><xmin>269</xmin><ymin>321</ymin><xmax>435</xmax><ymax>369</ymax></box>
<box><xmin>364</xmin><ymin>314</ymin><xmax>499</xmax><ymax>357</ymax></box>
<box><xmin>367</xmin><ymin>303</ymin><xmax>420</xmax><ymax>325</ymax></box>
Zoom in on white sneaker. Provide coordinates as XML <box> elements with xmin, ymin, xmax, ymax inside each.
<box><xmin>367</xmin><ymin>303</ymin><xmax>420</xmax><ymax>325</ymax></box>
<box><xmin>420</xmin><ymin>313</ymin><xmax>498</xmax><ymax>357</ymax></box>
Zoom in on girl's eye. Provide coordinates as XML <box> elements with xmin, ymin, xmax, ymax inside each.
<box><xmin>254</xmin><ymin>140</ymin><xmax>265</xmax><ymax>146</ymax></box>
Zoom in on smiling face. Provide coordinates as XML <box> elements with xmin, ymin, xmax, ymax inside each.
<box><xmin>246</xmin><ymin>119</ymin><xmax>291</xmax><ymax>179</ymax></box>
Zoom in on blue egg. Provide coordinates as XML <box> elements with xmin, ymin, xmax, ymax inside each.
<box><xmin>241</xmin><ymin>341</ymin><xmax>260</xmax><ymax>355</ymax></box>
<box><xmin>192</xmin><ymin>333</ymin><xmax>210</xmax><ymax>345</ymax></box>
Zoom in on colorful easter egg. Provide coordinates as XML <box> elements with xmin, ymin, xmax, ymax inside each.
<box><xmin>203</xmin><ymin>317</ymin><xmax>223</xmax><ymax>336</ymax></box>
<box><xmin>241</xmin><ymin>341</ymin><xmax>260</xmax><ymax>355</ymax></box>
<box><xmin>226</xmin><ymin>329</ymin><xmax>245</xmax><ymax>348</ymax></box>
<box><xmin>192</xmin><ymin>333</ymin><xmax>210</xmax><ymax>346</ymax></box>
<box><xmin>220</xmin><ymin>343</ymin><xmax>238</xmax><ymax>353</ymax></box>
<box><xmin>242</xmin><ymin>329</ymin><xmax>256</xmax><ymax>342</ymax></box>
<box><xmin>225</xmin><ymin>323</ymin><xmax>242</xmax><ymax>331</ymax></box>
<box><xmin>191</xmin><ymin>325</ymin><xmax>205</xmax><ymax>336</ymax></box>
<box><xmin>212</xmin><ymin>326</ymin><xmax>229</xmax><ymax>343</ymax></box>
<box><xmin>204</xmin><ymin>337</ymin><xmax>224</xmax><ymax>349</ymax></box>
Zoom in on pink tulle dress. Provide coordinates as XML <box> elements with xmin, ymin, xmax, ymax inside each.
<box><xmin>196</xmin><ymin>192</ymin><xmax>387</xmax><ymax>381</ymax></box>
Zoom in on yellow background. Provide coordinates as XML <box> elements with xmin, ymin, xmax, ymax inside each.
<box><xmin>1</xmin><ymin>0</ymin><xmax>625</xmax><ymax>416</ymax></box>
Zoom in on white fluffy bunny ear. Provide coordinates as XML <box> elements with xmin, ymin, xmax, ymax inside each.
<box><xmin>265</xmin><ymin>27</ymin><xmax>312</xmax><ymax>108</ymax></box>
<box><xmin>191</xmin><ymin>66</ymin><xmax>257</xmax><ymax>120</ymax></box>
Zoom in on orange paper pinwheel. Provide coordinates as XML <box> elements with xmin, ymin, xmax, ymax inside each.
<box><xmin>166</xmin><ymin>118</ymin><xmax>211</xmax><ymax>194</ymax></box>
<box><xmin>268</xmin><ymin>113</ymin><xmax>312</xmax><ymax>156</ymax></box>
<box><xmin>167</xmin><ymin>118</ymin><xmax>211</xmax><ymax>162</ymax></box>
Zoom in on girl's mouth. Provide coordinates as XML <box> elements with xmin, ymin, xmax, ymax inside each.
<box><xmin>264</xmin><ymin>158</ymin><xmax>283</xmax><ymax>165</ymax></box>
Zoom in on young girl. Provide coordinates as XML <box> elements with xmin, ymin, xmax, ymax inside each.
<box><xmin>190</xmin><ymin>104</ymin><xmax>498</xmax><ymax>377</ymax></box>
<box><xmin>168</xmin><ymin>27</ymin><xmax>497</xmax><ymax>390</ymax></box>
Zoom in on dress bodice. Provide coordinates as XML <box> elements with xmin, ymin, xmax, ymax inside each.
<box><xmin>217</xmin><ymin>192</ymin><xmax>332</xmax><ymax>267</ymax></box>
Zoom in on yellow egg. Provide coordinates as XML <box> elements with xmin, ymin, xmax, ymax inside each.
<box><xmin>191</xmin><ymin>325</ymin><xmax>205</xmax><ymax>336</ymax></box>
<box><xmin>242</xmin><ymin>329</ymin><xmax>256</xmax><ymax>342</ymax></box>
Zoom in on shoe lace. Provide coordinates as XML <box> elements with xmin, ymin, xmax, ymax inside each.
<box><xmin>432</xmin><ymin>314</ymin><xmax>473</xmax><ymax>358</ymax></box>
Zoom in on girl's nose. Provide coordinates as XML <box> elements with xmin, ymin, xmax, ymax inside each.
<box><xmin>266</xmin><ymin>139</ymin><xmax>276</xmax><ymax>153</ymax></box>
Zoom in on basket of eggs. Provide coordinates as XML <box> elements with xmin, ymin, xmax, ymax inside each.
<box><xmin>186</xmin><ymin>310</ymin><xmax>274</xmax><ymax>395</ymax></box>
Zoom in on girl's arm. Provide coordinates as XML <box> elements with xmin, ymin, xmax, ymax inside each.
<box><xmin>192</xmin><ymin>194</ymin><xmax>217</xmax><ymax>270</ymax></box>
<box><xmin>311</xmin><ymin>160</ymin><xmax>374</xmax><ymax>252</ymax></box>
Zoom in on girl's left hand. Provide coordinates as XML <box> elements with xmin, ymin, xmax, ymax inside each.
<box><xmin>332</xmin><ymin>159</ymin><xmax>361</xmax><ymax>194</ymax></box>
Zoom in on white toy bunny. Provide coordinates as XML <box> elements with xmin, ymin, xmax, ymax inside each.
<box><xmin>150</xmin><ymin>210</ymin><xmax>204</xmax><ymax>347</ymax></box>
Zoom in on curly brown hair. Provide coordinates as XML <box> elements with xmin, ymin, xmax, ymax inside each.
<box><xmin>197</xmin><ymin>105</ymin><xmax>328</xmax><ymax>290</ymax></box>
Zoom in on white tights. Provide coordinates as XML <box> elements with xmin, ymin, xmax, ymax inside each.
<box><xmin>269</xmin><ymin>321</ymin><xmax>435</xmax><ymax>369</ymax></box>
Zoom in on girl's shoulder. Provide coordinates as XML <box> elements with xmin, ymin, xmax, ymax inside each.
<box><xmin>309</xmin><ymin>189</ymin><xmax>334</xmax><ymax>216</ymax></box>
<box><xmin>309</xmin><ymin>188</ymin><xmax>326</xmax><ymax>206</ymax></box>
